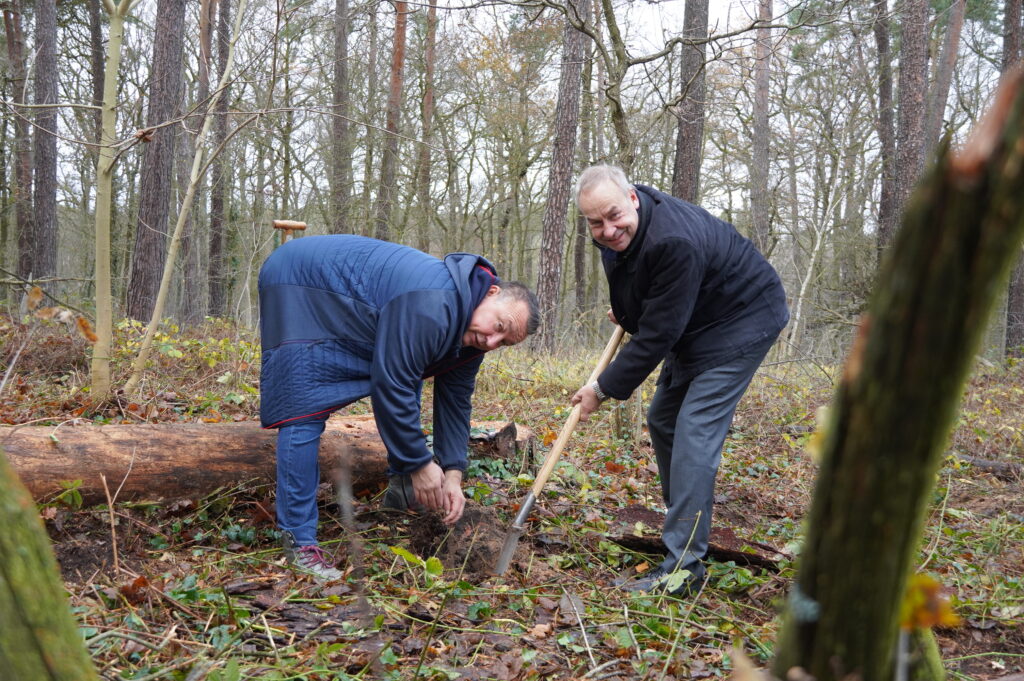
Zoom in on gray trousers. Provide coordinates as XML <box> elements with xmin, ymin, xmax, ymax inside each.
<box><xmin>647</xmin><ymin>336</ymin><xmax>776</xmax><ymax>578</ymax></box>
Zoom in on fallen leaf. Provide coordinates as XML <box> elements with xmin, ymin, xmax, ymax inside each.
<box><xmin>26</xmin><ymin>286</ymin><xmax>43</xmax><ymax>311</ymax></box>
<box><xmin>529</xmin><ymin>622</ymin><xmax>553</xmax><ymax>639</ymax></box>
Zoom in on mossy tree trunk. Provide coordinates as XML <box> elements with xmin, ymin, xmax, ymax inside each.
<box><xmin>0</xmin><ymin>450</ymin><xmax>100</xmax><ymax>680</ymax></box>
<box><xmin>772</xmin><ymin>71</ymin><xmax>1024</xmax><ymax>681</ymax></box>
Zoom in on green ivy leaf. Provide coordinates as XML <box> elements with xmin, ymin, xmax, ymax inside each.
<box><xmin>389</xmin><ymin>546</ymin><xmax>424</xmax><ymax>567</ymax></box>
<box><xmin>425</xmin><ymin>556</ymin><xmax>444</xmax><ymax>576</ymax></box>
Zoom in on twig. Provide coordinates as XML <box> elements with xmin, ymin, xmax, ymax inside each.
<box><xmin>918</xmin><ymin>471</ymin><xmax>952</xmax><ymax>573</ymax></box>
<box><xmin>563</xmin><ymin>586</ymin><xmax>597</xmax><ymax>668</ymax></box>
<box><xmin>334</xmin><ymin>447</ymin><xmax>372</xmax><ymax>626</ymax></box>
<box><xmin>582</xmin><ymin>659</ymin><xmax>623</xmax><ymax>678</ymax></box>
<box><xmin>0</xmin><ymin>325</ymin><xmax>35</xmax><ymax>396</ymax></box>
<box><xmin>100</xmin><ymin>474</ymin><xmax>120</xmax><ymax>574</ymax></box>
<box><xmin>260</xmin><ymin>613</ymin><xmax>279</xmax><ymax>659</ymax></box>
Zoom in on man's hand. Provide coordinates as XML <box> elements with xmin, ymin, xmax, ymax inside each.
<box><xmin>410</xmin><ymin>462</ymin><xmax>446</xmax><ymax>512</ymax></box>
<box><xmin>441</xmin><ymin>469</ymin><xmax>465</xmax><ymax>526</ymax></box>
<box><xmin>607</xmin><ymin>308</ymin><xmax>618</xmax><ymax>325</ymax></box>
<box><xmin>571</xmin><ymin>383</ymin><xmax>604</xmax><ymax>422</ymax></box>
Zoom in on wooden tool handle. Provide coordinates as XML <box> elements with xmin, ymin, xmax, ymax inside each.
<box><xmin>272</xmin><ymin>219</ymin><xmax>307</xmax><ymax>231</ymax></box>
<box><xmin>530</xmin><ymin>325</ymin><xmax>626</xmax><ymax>496</ymax></box>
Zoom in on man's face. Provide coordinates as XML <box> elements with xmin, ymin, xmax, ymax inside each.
<box><xmin>463</xmin><ymin>286</ymin><xmax>530</xmax><ymax>351</ymax></box>
<box><xmin>578</xmin><ymin>180</ymin><xmax>640</xmax><ymax>252</ymax></box>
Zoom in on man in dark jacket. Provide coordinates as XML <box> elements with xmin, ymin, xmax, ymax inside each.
<box><xmin>260</xmin><ymin>234</ymin><xmax>539</xmax><ymax>580</ymax></box>
<box><xmin>570</xmin><ymin>164</ymin><xmax>789</xmax><ymax>595</ymax></box>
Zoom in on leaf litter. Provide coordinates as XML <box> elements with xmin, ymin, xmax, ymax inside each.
<box><xmin>4</xmin><ymin>319</ymin><xmax>1023</xmax><ymax>679</ymax></box>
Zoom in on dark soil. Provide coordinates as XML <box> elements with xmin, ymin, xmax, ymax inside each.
<box><xmin>404</xmin><ymin>503</ymin><xmax>512</xmax><ymax>580</ymax></box>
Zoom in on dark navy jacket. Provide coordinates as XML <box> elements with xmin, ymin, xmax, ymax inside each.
<box><xmin>597</xmin><ymin>185</ymin><xmax>790</xmax><ymax>398</ymax></box>
<box><xmin>258</xmin><ymin>235</ymin><xmax>494</xmax><ymax>476</ymax></box>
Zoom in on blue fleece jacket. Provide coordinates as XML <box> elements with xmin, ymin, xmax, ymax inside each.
<box><xmin>258</xmin><ymin>235</ymin><xmax>495</xmax><ymax>476</ymax></box>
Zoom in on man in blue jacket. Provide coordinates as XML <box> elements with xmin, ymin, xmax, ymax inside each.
<box><xmin>570</xmin><ymin>165</ymin><xmax>789</xmax><ymax>596</ymax></box>
<box><xmin>259</xmin><ymin>235</ymin><xmax>539</xmax><ymax>581</ymax></box>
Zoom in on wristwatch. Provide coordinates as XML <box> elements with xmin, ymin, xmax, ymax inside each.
<box><xmin>590</xmin><ymin>380</ymin><xmax>608</xmax><ymax>402</ymax></box>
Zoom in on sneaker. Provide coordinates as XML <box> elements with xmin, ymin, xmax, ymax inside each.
<box><xmin>381</xmin><ymin>475</ymin><xmax>425</xmax><ymax>512</ymax></box>
<box><xmin>616</xmin><ymin>565</ymin><xmax>704</xmax><ymax>597</ymax></box>
<box><xmin>281</xmin><ymin>532</ymin><xmax>343</xmax><ymax>582</ymax></box>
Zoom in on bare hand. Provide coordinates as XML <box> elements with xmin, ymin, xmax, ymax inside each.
<box><xmin>411</xmin><ymin>462</ymin><xmax>446</xmax><ymax>511</ymax></box>
<box><xmin>570</xmin><ymin>384</ymin><xmax>603</xmax><ymax>422</ymax></box>
<box><xmin>607</xmin><ymin>308</ymin><xmax>618</xmax><ymax>325</ymax></box>
<box><xmin>441</xmin><ymin>469</ymin><xmax>465</xmax><ymax>526</ymax></box>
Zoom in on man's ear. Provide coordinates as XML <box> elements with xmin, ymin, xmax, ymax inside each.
<box><xmin>487</xmin><ymin>284</ymin><xmax>501</xmax><ymax>297</ymax></box>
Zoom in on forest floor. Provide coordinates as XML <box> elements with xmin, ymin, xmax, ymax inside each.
<box><xmin>2</xmin><ymin>316</ymin><xmax>1023</xmax><ymax>680</ymax></box>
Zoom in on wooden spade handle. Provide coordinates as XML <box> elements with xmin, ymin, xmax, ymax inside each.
<box><xmin>529</xmin><ymin>325</ymin><xmax>626</xmax><ymax>496</ymax></box>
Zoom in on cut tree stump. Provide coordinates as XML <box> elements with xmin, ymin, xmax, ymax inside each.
<box><xmin>0</xmin><ymin>416</ymin><xmax>534</xmax><ymax>505</ymax></box>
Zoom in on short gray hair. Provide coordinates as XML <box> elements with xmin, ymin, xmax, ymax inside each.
<box><xmin>495</xmin><ymin>280</ymin><xmax>540</xmax><ymax>336</ymax></box>
<box><xmin>573</xmin><ymin>164</ymin><xmax>633</xmax><ymax>205</ymax></box>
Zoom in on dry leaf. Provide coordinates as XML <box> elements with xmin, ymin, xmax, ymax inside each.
<box><xmin>528</xmin><ymin>622</ymin><xmax>553</xmax><ymax>639</ymax></box>
<box><xmin>26</xmin><ymin>286</ymin><xmax>44</xmax><ymax>311</ymax></box>
<box><xmin>901</xmin><ymin>573</ymin><xmax>962</xmax><ymax>630</ymax></box>
<box><xmin>77</xmin><ymin>316</ymin><xmax>99</xmax><ymax>343</ymax></box>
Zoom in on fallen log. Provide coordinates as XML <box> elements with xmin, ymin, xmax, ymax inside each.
<box><xmin>0</xmin><ymin>417</ymin><xmax>534</xmax><ymax>505</ymax></box>
<box><xmin>952</xmin><ymin>452</ymin><xmax>1022</xmax><ymax>480</ymax></box>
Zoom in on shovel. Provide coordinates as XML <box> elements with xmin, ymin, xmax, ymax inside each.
<box><xmin>494</xmin><ymin>325</ymin><xmax>626</xmax><ymax>575</ymax></box>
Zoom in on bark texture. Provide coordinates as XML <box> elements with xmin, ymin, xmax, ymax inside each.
<box><xmin>127</xmin><ymin>0</ymin><xmax>186</xmax><ymax>320</ymax></box>
<box><xmin>536</xmin><ymin>0</ymin><xmax>589</xmax><ymax>349</ymax></box>
<box><xmin>2</xmin><ymin>418</ymin><xmax>533</xmax><ymax>505</ymax></box>
<box><xmin>1004</xmin><ymin>0</ymin><xmax>1024</xmax><ymax>357</ymax></box>
<box><xmin>772</xmin><ymin>72</ymin><xmax>1024</xmax><ymax>681</ymax></box>
<box><xmin>670</xmin><ymin>0</ymin><xmax>709</xmax><ymax>203</ymax></box>
<box><xmin>373</xmin><ymin>1</ymin><xmax>408</xmax><ymax>242</ymax></box>
<box><xmin>4</xmin><ymin>3</ymin><xmax>34</xmax><ymax>280</ymax></box>
<box><xmin>893</xmin><ymin>0</ymin><xmax>929</xmax><ymax>215</ymax></box>
<box><xmin>208</xmin><ymin>0</ymin><xmax>232</xmax><ymax>316</ymax></box>
<box><xmin>923</xmin><ymin>0</ymin><xmax>964</xmax><ymax>156</ymax></box>
<box><xmin>330</xmin><ymin>0</ymin><xmax>352</xmax><ymax>234</ymax></box>
<box><xmin>0</xmin><ymin>450</ymin><xmax>100</xmax><ymax>680</ymax></box>
<box><xmin>31</xmin><ymin>0</ymin><xmax>59</xmax><ymax>280</ymax></box>
<box><xmin>749</xmin><ymin>0</ymin><xmax>772</xmax><ymax>255</ymax></box>
<box><xmin>413</xmin><ymin>2</ymin><xmax>437</xmax><ymax>252</ymax></box>
<box><xmin>873</xmin><ymin>0</ymin><xmax>897</xmax><ymax>257</ymax></box>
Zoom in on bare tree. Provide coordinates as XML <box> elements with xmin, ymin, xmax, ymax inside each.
<box><xmin>31</xmin><ymin>0</ymin><xmax>58</xmax><ymax>280</ymax></box>
<box><xmin>90</xmin><ymin>0</ymin><xmax>141</xmax><ymax>401</ymax></box>
<box><xmin>208</xmin><ymin>0</ymin><xmax>231</xmax><ymax>316</ymax></box>
<box><xmin>670</xmin><ymin>0</ymin><xmax>709</xmax><ymax>203</ymax></box>
<box><xmin>537</xmin><ymin>0</ymin><xmax>589</xmax><ymax>348</ymax></box>
<box><xmin>773</xmin><ymin>71</ymin><xmax>1024</xmax><ymax>681</ymax></box>
<box><xmin>893</xmin><ymin>0</ymin><xmax>929</xmax><ymax>215</ymax></box>
<box><xmin>373</xmin><ymin>1</ymin><xmax>408</xmax><ymax>242</ymax></box>
<box><xmin>3</xmin><ymin>2</ymin><xmax>34</xmax><ymax>280</ymax></box>
<box><xmin>1004</xmin><ymin>0</ymin><xmax>1023</xmax><ymax>357</ymax></box>
<box><xmin>575</xmin><ymin>14</ymin><xmax>596</xmax><ymax>317</ymax></box>
<box><xmin>923</xmin><ymin>0</ymin><xmax>965</xmax><ymax>156</ymax></box>
<box><xmin>873</xmin><ymin>0</ymin><xmax>897</xmax><ymax>257</ymax></box>
<box><xmin>413</xmin><ymin>2</ymin><xmax>437</xmax><ymax>251</ymax></box>
<box><xmin>330</xmin><ymin>0</ymin><xmax>353</xmax><ymax>234</ymax></box>
<box><xmin>749</xmin><ymin>0</ymin><xmax>772</xmax><ymax>254</ymax></box>
<box><xmin>126</xmin><ymin>0</ymin><xmax>186</xmax><ymax>320</ymax></box>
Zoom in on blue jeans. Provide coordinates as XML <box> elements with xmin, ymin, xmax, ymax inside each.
<box><xmin>647</xmin><ymin>336</ymin><xmax>777</xmax><ymax>577</ymax></box>
<box><xmin>275</xmin><ymin>419</ymin><xmax>327</xmax><ymax>545</ymax></box>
